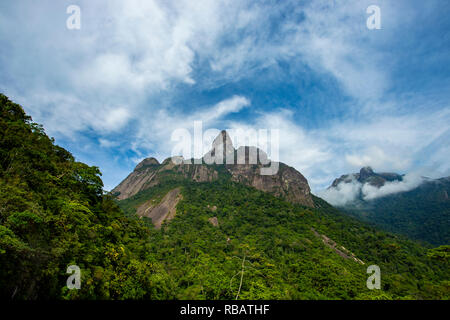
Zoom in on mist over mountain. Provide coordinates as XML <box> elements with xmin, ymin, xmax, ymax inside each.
<box><xmin>319</xmin><ymin>167</ymin><xmax>425</xmax><ymax>206</ymax></box>
<box><xmin>320</xmin><ymin>167</ymin><xmax>450</xmax><ymax>245</ymax></box>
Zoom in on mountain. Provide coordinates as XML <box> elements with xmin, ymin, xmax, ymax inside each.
<box><xmin>112</xmin><ymin>126</ymin><xmax>449</xmax><ymax>299</ymax></box>
<box><xmin>112</xmin><ymin>130</ymin><xmax>314</xmax><ymax>207</ymax></box>
<box><xmin>325</xmin><ymin>167</ymin><xmax>450</xmax><ymax>246</ymax></box>
<box><xmin>1</xmin><ymin>94</ymin><xmax>449</xmax><ymax>300</ymax></box>
<box><xmin>331</xmin><ymin>166</ymin><xmax>404</xmax><ymax>189</ymax></box>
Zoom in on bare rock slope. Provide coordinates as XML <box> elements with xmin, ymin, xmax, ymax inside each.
<box><xmin>136</xmin><ymin>188</ymin><xmax>182</xmax><ymax>229</ymax></box>
<box><xmin>112</xmin><ymin>130</ymin><xmax>314</xmax><ymax>207</ymax></box>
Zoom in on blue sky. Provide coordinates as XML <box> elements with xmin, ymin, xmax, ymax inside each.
<box><xmin>1</xmin><ymin>0</ymin><xmax>449</xmax><ymax>192</ymax></box>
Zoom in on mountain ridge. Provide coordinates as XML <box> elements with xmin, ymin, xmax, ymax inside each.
<box><xmin>112</xmin><ymin>130</ymin><xmax>314</xmax><ymax>207</ymax></box>
<box><xmin>325</xmin><ymin>167</ymin><xmax>450</xmax><ymax>245</ymax></box>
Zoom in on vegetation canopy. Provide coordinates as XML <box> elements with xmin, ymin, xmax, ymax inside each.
<box><xmin>0</xmin><ymin>94</ymin><xmax>448</xmax><ymax>300</ymax></box>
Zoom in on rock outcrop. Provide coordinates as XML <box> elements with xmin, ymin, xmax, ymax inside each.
<box><xmin>112</xmin><ymin>158</ymin><xmax>219</xmax><ymax>200</ymax></box>
<box><xmin>330</xmin><ymin>166</ymin><xmax>403</xmax><ymax>189</ymax></box>
<box><xmin>112</xmin><ymin>130</ymin><xmax>314</xmax><ymax>207</ymax></box>
<box><xmin>311</xmin><ymin>228</ymin><xmax>364</xmax><ymax>265</ymax></box>
<box><xmin>136</xmin><ymin>188</ymin><xmax>182</xmax><ymax>229</ymax></box>
<box><xmin>208</xmin><ymin>217</ymin><xmax>219</xmax><ymax>227</ymax></box>
<box><xmin>112</xmin><ymin>165</ymin><xmax>159</xmax><ymax>200</ymax></box>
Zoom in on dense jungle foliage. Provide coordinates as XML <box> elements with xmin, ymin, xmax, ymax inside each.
<box><xmin>0</xmin><ymin>94</ymin><xmax>448</xmax><ymax>299</ymax></box>
<box><xmin>341</xmin><ymin>179</ymin><xmax>450</xmax><ymax>246</ymax></box>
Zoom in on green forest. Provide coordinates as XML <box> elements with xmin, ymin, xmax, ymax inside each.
<box><xmin>0</xmin><ymin>94</ymin><xmax>448</xmax><ymax>300</ymax></box>
<box><xmin>342</xmin><ymin>180</ymin><xmax>450</xmax><ymax>246</ymax></box>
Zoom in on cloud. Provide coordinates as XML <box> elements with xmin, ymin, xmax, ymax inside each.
<box><xmin>317</xmin><ymin>176</ymin><xmax>362</xmax><ymax>207</ymax></box>
<box><xmin>362</xmin><ymin>173</ymin><xmax>424</xmax><ymax>200</ymax></box>
<box><xmin>0</xmin><ymin>0</ymin><xmax>224</xmax><ymax>138</ymax></box>
<box><xmin>200</xmin><ymin>96</ymin><xmax>250</xmax><ymax>123</ymax></box>
<box><xmin>318</xmin><ymin>172</ymin><xmax>425</xmax><ymax>206</ymax></box>
<box><xmin>0</xmin><ymin>0</ymin><xmax>423</xmax><ymax>138</ymax></box>
<box><xmin>312</xmin><ymin>108</ymin><xmax>450</xmax><ymax>189</ymax></box>
<box><xmin>147</xmin><ymin>101</ymin><xmax>449</xmax><ymax>194</ymax></box>
<box><xmin>224</xmin><ymin>107</ymin><xmax>450</xmax><ymax>193</ymax></box>
<box><xmin>345</xmin><ymin>146</ymin><xmax>411</xmax><ymax>171</ymax></box>
<box><xmin>227</xmin><ymin>109</ymin><xmax>332</xmax><ymax>179</ymax></box>
<box><xmin>1</xmin><ymin>0</ymin><xmax>449</xmax><ymax>192</ymax></box>
<box><xmin>280</xmin><ymin>0</ymin><xmax>391</xmax><ymax>102</ymax></box>
<box><xmin>130</xmin><ymin>95</ymin><xmax>251</xmax><ymax>160</ymax></box>
<box><xmin>99</xmin><ymin>138</ymin><xmax>119</xmax><ymax>148</ymax></box>
<box><xmin>102</xmin><ymin>108</ymin><xmax>131</xmax><ymax>132</ymax></box>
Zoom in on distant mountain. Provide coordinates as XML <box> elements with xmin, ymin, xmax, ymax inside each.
<box><xmin>325</xmin><ymin>167</ymin><xmax>450</xmax><ymax>246</ymax></box>
<box><xmin>331</xmin><ymin>166</ymin><xmax>403</xmax><ymax>189</ymax></box>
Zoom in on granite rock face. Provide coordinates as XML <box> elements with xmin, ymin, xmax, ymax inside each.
<box><xmin>111</xmin><ymin>159</ymin><xmax>219</xmax><ymax>200</ymax></box>
<box><xmin>136</xmin><ymin>188</ymin><xmax>182</xmax><ymax>229</ymax></box>
<box><xmin>112</xmin><ymin>164</ymin><xmax>160</xmax><ymax>200</ymax></box>
<box><xmin>112</xmin><ymin>131</ymin><xmax>314</xmax><ymax>207</ymax></box>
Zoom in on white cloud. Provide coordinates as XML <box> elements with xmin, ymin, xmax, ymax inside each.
<box><xmin>129</xmin><ymin>95</ymin><xmax>251</xmax><ymax>161</ymax></box>
<box><xmin>280</xmin><ymin>0</ymin><xmax>391</xmax><ymax>102</ymax></box>
<box><xmin>0</xmin><ymin>0</ymin><xmax>409</xmax><ymax>138</ymax></box>
<box><xmin>1</xmin><ymin>0</ymin><xmax>449</xmax><ymax>192</ymax></box>
<box><xmin>227</xmin><ymin>109</ymin><xmax>332</xmax><ymax>178</ymax></box>
<box><xmin>362</xmin><ymin>173</ymin><xmax>424</xmax><ymax>200</ymax></box>
<box><xmin>318</xmin><ymin>172</ymin><xmax>425</xmax><ymax>206</ymax></box>
<box><xmin>345</xmin><ymin>146</ymin><xmax>411</xmax><ymax>172</ymax></box>
<box><xmin>224</xmin><ymin>107</ymin><xmax>450</xmax><ymax>192</ymax></box>
<box><xmin>140</xmin><ymin>101</ymin><xmax>449</xmax><ymax>194</ymax></box>
<box><xmin>317</xmin><ymin>176</ymin><xmax>362</xmax><ymax>206</ymax></box>
<box><xmin>200</xmin><ymin>96</ymin><xmax>250</xmax><ymax>123</ymax></box>
<box><xmin>102</xmin><ymin>108</ymin><xmax>131</xmax><ymax>132</ymax></box>
<box><xmin>99</xmin><ymin>138</ymin><xmax>119</xmax><ymax>148</ymax></box>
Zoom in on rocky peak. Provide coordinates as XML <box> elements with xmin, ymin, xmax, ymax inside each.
<box><xmin>214</xmin><ymin>130</ymin><xmax>234</xmax><ymax>148</ymax></box>
<box><xmin>359</xmin><ymin>166</ymin><xmax>374</xmax><ymax>181</ymax></box>
<box><xmin>205</xmin><ymin>130</ymin><xmax>235</xmax><ymax>163</ymax></box>
<box><xmin>134</xmin><ymin>157</ymin><xmax>160</xmax><ymax>171</ymax></box>
<box><xmin>330</xmin><ymin>167</ymin><xmax>403</xmax><ymax>190</ymax></box>
<box><xmin>113</xmin><ymin>130</ymin><xmax>314</xmax><ymax>207</ymax></box>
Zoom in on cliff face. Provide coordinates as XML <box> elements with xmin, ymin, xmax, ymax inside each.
<box><xmin>136</xmin><ymin>188</ymin><xmax>182</xmax><ymax>229</ymax></box>
<box><xmin>112</xmin><ymin>131</ymin><xmax>314</xmax><ymax>207</ymax></box>
<box><xmin>112</xmin><ymin>158</ymin><xmax>160</xmax><ymax>200</ymax></box>
<box><xmin>226</xmin><ymin>162</ymin><xmax>313</xmax><ymax>207</ymax></box>
<box><xmin>112</xmin><ymin>159</ymin><xmax>219</xmax><ymax>200</ymax></box>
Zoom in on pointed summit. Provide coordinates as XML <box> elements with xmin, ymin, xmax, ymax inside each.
<box><xmin>205</xmin><ymin>130</ymin><xmax>235</xmax><ymax>164</ymax></box>
<box><xmin>212</xmin><ymin>130</ymin><xmax>234</xmax><ymax>151</ymax></box>
<box><xmin>359</xmin><ymin>166</ymin><xmax>374</xmax><ymax>180</ymax></box>
<box><xmin>113</xmin><ymin>129</ymin><xmax>314</xmax><ymax>207</ymax></box>
<box><xmin>134</xmin><ymin>157</ymin><xmax>160</xmax><ymax>171</ymax></box>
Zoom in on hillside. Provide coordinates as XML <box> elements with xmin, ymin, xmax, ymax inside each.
<box><xmin>114</xmin><ymin>127</ymin><xmax>449</xmax><ymax>299</ymax></box>
<box><xmin>324</xmin><ymin>167</ymin><xmax>450</xmax><ymax>246</ymax></box>
<box><xmin>344</xmin><ymin>178</ymin><xmax>450</xmax><ymax>246</ymax></box>
<box><xmin>0</xmin><ymin>94</ymin><xmax>163</xmax><ymax>299</ymax></box>
<box><xmin>116</xmin><ymin>175</ymin><xmax>450</xmax><ymax>299</ymax></box>
<box><xmin>1</xmin><ymin>94</ymin><xmax>448</xmax><ymax>300</ymax></box>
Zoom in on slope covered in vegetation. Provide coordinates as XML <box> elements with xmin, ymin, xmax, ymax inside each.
<box><xmin>326</xmin><ymin>167</ymin><xmax>449</xmax><ymax>246</ymax></box>
<box><xmin>0</xmin><ymin>94</ymin><xmax>168</xmax><ymax>299</ymax></box>
<box><xmin>119</xmin><ymin>178</ymin><xmax>449</xmax><ymax>299</ymax></box>
<box><xmin>342</xmin><ymin>178</ymin><xmax>450</xmax><ymax>246</ymax></box>
<box><xmin>0</xmin><ymin>94</ymin><xmax>448</xmax><ymax>299</ymax></box>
